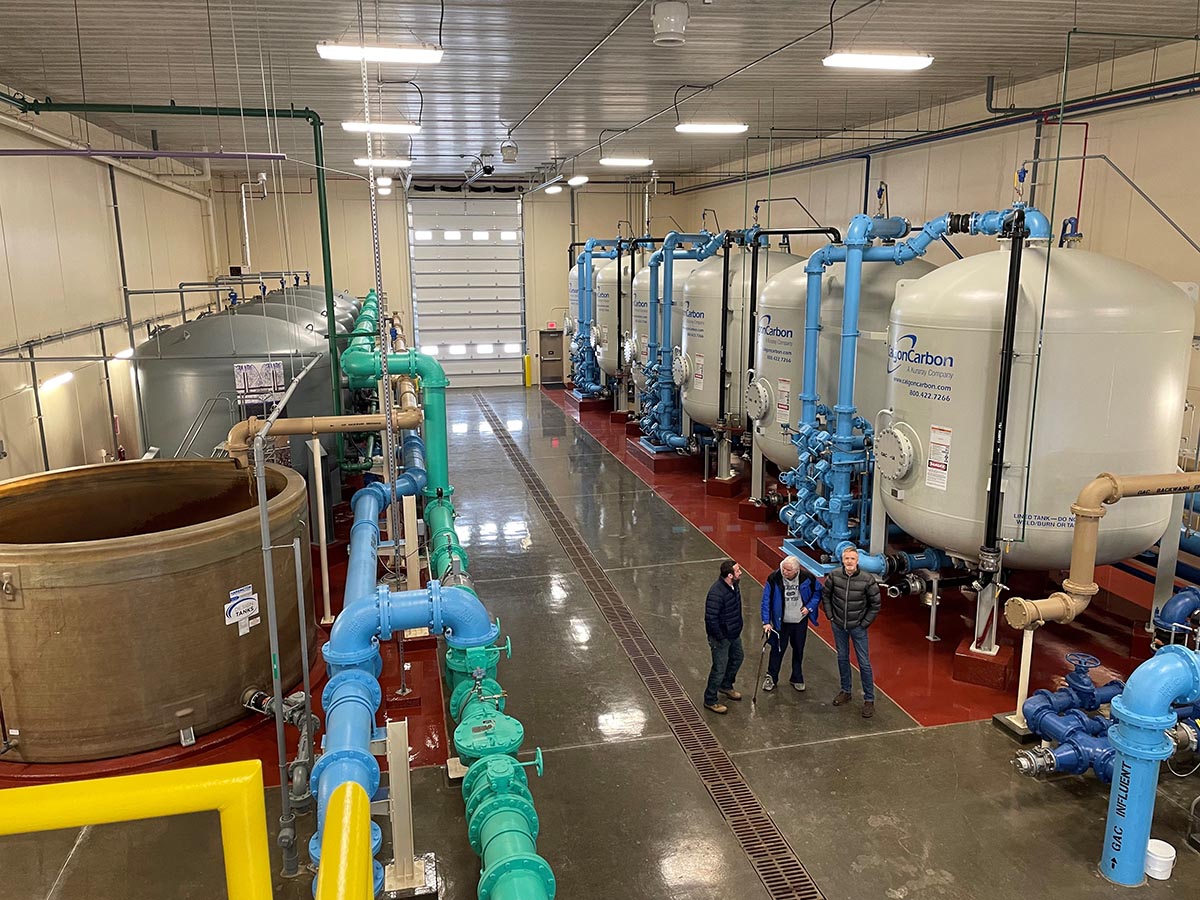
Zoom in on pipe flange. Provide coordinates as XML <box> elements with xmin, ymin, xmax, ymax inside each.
<box><xmin>465</xmin><ymin>776</ymin><xmax>532</xmax><ymax>824</ymax></box>
<box><xmin>672</xmin><ymin>354</ymin><xmax>691</xmax><ymax>387</ymax></box>
<box><xmin>449</xmin><ymin>677</ymin><xmax>506</xmax><ymax>723</ymax></box>
<box><xmin>477</xmin><ymin>852</ymin><xmax>556</xmax><ymax>900</ymax></box>
<box><xmin>467</xmin><ymin>792</ymin><xmax>539</xmax><ymax>855</ymax></box>
<box><xmin>744</xmin><ymin>378</ymin><xmax>771</xmax><ymax>422</ymax></box>
<box><xmin>875</xmin><ymin>427</ymin><xmax>913</xmax><ymax>480</ymax></box>
<box><xmin>309</xmin><ymin>746</ymin><xmax>381</xmax><ymax>798</ymax></box>
<box><xmin>320</xmin><ymin>668</ymin><xmax>383</xmax><ymax>713</ymax></box>
<box><xmin>322</xmin><ymin>635</ymin><xmax>382</xmax><ymax>671</ymax></box>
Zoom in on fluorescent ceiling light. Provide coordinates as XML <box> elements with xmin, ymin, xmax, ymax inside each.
<box><xmin>375</xmin><ymin>175</ymin><xmax>393</xmax><ymax>187</ymax></box>
<box><xmin>377</xmin><ymin>186</ymin><xmax>392</xmax><ymax>196</ymax></box>
<box><xmin>567</xmin><ymin>174</ymin><xmax>589</xmax><ymax>186</ymax></box>
<box><xmin>545</xmin><ymin>185</ymin><xmax>563</xmax><ymax>194</ymax></box>
<box><xmin>316</xmin><ymin>42</ymin><xmax>444</xmax><ymax>64</ymax></box>
<box><xmin>675</xmin><ymin>122</ymin><xmax>749</xmax><ymax>134</ymax></box>
<box><xmin>112</xmin><ymin>347</ymin><xmax>134</xmax><ymax>360</ymax></box>
<box><xmin>342</xmin><ymin>121</ymin><xmax>421</xmax><ymax>135</ymax></box>
<box><xmin>354</xmin><ymin>157</ymin><xmax>412</xmax><ymax>168</ymax></box>
<box><xmin>823</xmin><ymin>52</ymin><xmax>934</xmax><ymax>70</ymax></box>
<box><xmin>42</xmin><ymin>371</ymin><xmax>74</xmax><ymax>390</ymax></box>
<box><xmin>599</xmin><ymin>156</ymin><xmax>653</xmax><ymax>168</ymax></box>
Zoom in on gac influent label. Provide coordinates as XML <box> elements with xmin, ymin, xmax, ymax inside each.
<box><xmin>887</xmin><ymin>333</ymin><xmax>954</xmax><ymax>373</ymax></box>
<box><xmin>889</xmin><ymin>332</ymin><xmax>956</xmax><ymax>403</ymax></box>
<box><xmin>758</xmin><ymin>313</ymin><xmax>795</xmax><ymax>365</ymax></box>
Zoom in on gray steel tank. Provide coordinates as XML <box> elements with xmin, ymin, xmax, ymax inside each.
<box><xmin>0</xmin><ymin>459</ymin><xmax>313</xmax><ymax>762</ymax></box>
<box><xmin>229</xmin><ymin>299</ymin><xmax>329</xmax><ymax>337</ymax></box>
<box><xmin>879</xmin><ymin>249</ymin><xmax>1193</xmax><ymax>569</ymax></box>
<box><xmin>677</xmin><ymin>249</ymin><xmax>801</xmax><ymax>426</ymax></box>
<box><xmin>263</xmin><ymin>286</ymin><xmax>357</xmax><ymax>332</ymax></box>
<box><xmin>134</xmin><ymin>313</ymin><xmax>333</xmax><ymax>466</ymax></box>
<box><xmin>746</xmin><ymin>258</ymin><xmax>936</xmax><ymax>467</ymax></box>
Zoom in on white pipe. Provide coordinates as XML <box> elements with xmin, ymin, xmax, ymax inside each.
<box><xmin>1013</xmin><ymin>628</ymin><xmax>1035</xmax><ymax>728</ymax></box>
<box><xmin>310</xmin><ymin>438</ymin><xmax>334</xmax><ymax>626</ymax></box>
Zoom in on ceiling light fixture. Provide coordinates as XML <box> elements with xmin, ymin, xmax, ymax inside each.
<box><xmin>377</xmin><ymin>186</ymin><xmax>393</xmax><ymax>196</ymax></box>
<box><xmin>112</xmin><ymin>348</ymin><xmax>134</xmax><ymax>360</ymax></box>
<box><xmin>651</xmin><ymin>1</ymin><xmax>689</xmax><ymax>45</ymax></box>
<box><xmin>822</xmin><ymin>51</ymin><xmax>934</xmax><ymax>70</ymax></box>
<box><xmin>341</xmin><ymin>120</ymin><xmax>421</xmax><ymax>134</ymax></box>
<box><xmin>354</xmin><ymin>157</ymin><xmax>413</xmax><ymax>168</ymax></box>
<box><xmin>675</xmin><ymin>121</ymin><xmax>748</xmax><ymax>134</ymax></box>
<box><xmin>375</xmin><ymin>176</ymin><xmax>393</xmax><ymax>187</ymax></box>
<box><xmin>500</xmin><ymin>138</ymin><xmax>519</xmax><ymax>163</ymax></box>
<box><xmin>599</xmin><ymin>156</ymin><xmax>653</xmax><ymax>168</ymax></box>
<box><xmin>545</xmin><ymin>185</ymin><xmax>564</xmax><ymax>194</ymax></box>
<box><xmin>316</xmin><ymin>42</ymin><xmax>443</xmax><ymax>64</ymax></box>
<box><xmin>526</xmin><ymin>174</ymin><xmax>565</xmax><ymax>195</ymax></box>
<box><xmin>567</xmin><ymin>174</ymin><xmax>589</xmax><ymax>187</ymax></box>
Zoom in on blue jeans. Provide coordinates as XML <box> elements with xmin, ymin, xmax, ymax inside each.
<box><xmin>704</xmin><ymin>634</ymin><xmax>744</xmax><ymax>705</ymax></box>
<box><xmin>831</xmin><ymin>623</ymin><xmax>875</xmax><ymax>702</ymax></box>
<box><xmin>767</xmin><ymin>620</ymin><xmax>809</xmax><ymax>685</ymax></box>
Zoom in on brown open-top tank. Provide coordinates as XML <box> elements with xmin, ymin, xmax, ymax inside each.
<box><xmin>0</xmin><ymin>459</ymin><xmax>314</xmax><ymax>762</ymax></box>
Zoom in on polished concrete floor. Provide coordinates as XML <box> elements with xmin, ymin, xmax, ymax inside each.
<box><xmin>4</xmin><ymin>385</ymin><xmax>1200</xmax><ymax>899</ymax></box>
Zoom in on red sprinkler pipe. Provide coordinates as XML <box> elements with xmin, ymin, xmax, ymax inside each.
<box><xmin>1046</xmin><ymin>112</ymin><xmax>1090</xmax><ymax>221</ymax></box>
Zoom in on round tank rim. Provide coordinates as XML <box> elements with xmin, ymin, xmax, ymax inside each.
<box><xmin>0</xmin><ymin>459</ymin><xmax>305</xmax><ymax>553</ymax></box>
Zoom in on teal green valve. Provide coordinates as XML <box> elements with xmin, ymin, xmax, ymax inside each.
<box><xmin>453</xmin><ymin>689</ymin><xmax>525</xmax><ymax>767</ymax></box>
<box><xmin>462</xmin><ymin>753</ymin><xmax>555</xmax><ymax>900</ymax></box>
<box><xmin>445</xmin><ymin>629</ymin><xmax>512</xmax><ymax>693</ymax></box>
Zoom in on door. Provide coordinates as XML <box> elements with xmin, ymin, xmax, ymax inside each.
<box><xmin>407</xmin><ymin>195</ymin><xmax>526</xmax><ymax>387</ymax></box>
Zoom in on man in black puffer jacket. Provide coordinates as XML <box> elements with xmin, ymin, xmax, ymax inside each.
<box><xmin>703</xmin><ymin>559</ymin><xmax>744</xmax><ymax>714</ymax></box>
<box><xmin>823</xmin><ymin>546</ymin><xmax>882</xmax><ymax>718</ymax></box>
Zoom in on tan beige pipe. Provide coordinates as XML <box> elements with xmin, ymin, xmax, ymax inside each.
<box><xmin>226</xmin><ymin>409</ymin><xmax>424</xmax><ymax>469</ymax></box>
<box><xmin>1005</xmin><ymin>470</ymin><xmax>1200</xmax><ymax>629</ymax></box>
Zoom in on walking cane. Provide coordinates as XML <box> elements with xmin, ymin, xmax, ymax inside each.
<box><xmin>751</xmin><ymin>631</ymin><xmax>771</xmax><ymax>705</ymax></box>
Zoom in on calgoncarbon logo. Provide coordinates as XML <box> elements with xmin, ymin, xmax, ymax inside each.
<box><xmin>757</xmin><ymin>314</ymin><xmax>794</xmax><ymax>339</ymax></box>
<box><xmin>887</xmin><ymin>333</ymin><xmax>955</xmax><ymax>374</ymax></box>
<box><xmin>684</xmin><ymin>305</ymin><xmax>705</xmax><ymax>320</ymax></box>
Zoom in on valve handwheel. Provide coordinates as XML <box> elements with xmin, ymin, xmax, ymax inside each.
<box><xmin>1065</xmin><ymin>651</ymin><xmax>1100</xmax><ymax>670</ymax></box>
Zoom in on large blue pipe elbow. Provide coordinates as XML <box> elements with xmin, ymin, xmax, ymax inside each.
<box><xmin>1101</xmin><ymin>645</ymin><xmax>1200</xmax><ymax>884</ymax></box>
<box><xmin>434</xmin><ymin>584</ymin><xmax>502</xmax><ymax>648</ymax></box>
<box><xmin>1156</xmin><ymin>587</ymin><xmax>1200</xmax><ymax>637</ymax></box>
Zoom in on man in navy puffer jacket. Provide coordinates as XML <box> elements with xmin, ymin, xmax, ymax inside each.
<box><xmin>703</xmin><ymin>559</ymin><xmax>744</xmax><ymax>714</ymax></box>
<box><xmin>760</xmin><ymin>555</ymin><xmax>822</xmax><ymax>693</ymax></box>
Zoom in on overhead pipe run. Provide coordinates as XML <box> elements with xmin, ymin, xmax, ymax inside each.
<box><xmin>226</xmin><ymin>410</ymin><xmax>423</xmax><ymax>469</ymax></box>
<box><xmin>1006</xmin><ymin>471</ymin><xmax>1200</xmax><ymax>629</ymax></box>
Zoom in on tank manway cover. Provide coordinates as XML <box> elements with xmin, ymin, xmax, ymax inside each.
<box><xmin>876</xmin><ymin>427</ymin><xmax>913</xmax><ymax>480</ymax></box>
<box><xmin>622</xmin><ymin>335</ymin><xmax>638</xmax><ymax>364</ymax></box>
<box><xmin>672</xmin><ymin>354</ymin><xmax>691</xmax><ymax>387</ymax></box>
<box><xmin>745</xmin><ymin>378</ymin><xmax>771</xmax><ymax>422</ymax></box>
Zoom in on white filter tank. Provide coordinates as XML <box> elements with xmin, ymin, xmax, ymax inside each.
<box><xmin>878</xmin><ymin>249</ymin><xmax>1193</xmax><ymax>569</ymax></box>
<box><xmin>747</xmin><ymin>258</ymin><xmax>936</xmax><ymax>468</ymax></box>
<box><xmin>629</xmin><ymin>261</ymin><xmax>700</xmax><ymax>394</ymax></box>
<box><xmin>595</xmin><ymin>256</ymin><xmax>634</xmax><ymax>377</ymax></box>
<box><xmin>679</xmin><ymin>249</ymin><xmax>800</xmax><ymax>427</ymax></box>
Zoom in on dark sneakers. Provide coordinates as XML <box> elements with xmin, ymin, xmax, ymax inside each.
<box><xmin>862</xmin><ymin>701</ymin><xmax>875</xmax><ymax>718</ymax></box>
<box><xmin>832</xmin><ymin>691</ymin><xmax>852</xmax><ymax>706</ymax></box>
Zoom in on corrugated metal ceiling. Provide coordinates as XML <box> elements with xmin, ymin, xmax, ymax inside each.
<box><xmin>0</xmin><ymin>1</ymin><xmax>1198</xmax><ymax>178</ymax></box>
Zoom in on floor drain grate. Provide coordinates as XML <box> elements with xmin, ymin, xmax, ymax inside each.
<box><xmin>473</xmin><ymin>392</ymin><xmax>826</xmax><ymax>900</ymax></box>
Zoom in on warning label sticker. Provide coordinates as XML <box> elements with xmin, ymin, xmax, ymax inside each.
<box><xmin>776</xmin><ymin>377</ymin><xmax>791</xmax><ymax>424</ymax></box>
<box><xmin>925</xmin><ymin>425</ymin><xmax>952</xmax><ymax>490</ymax></box>
<box><xmin>694</xmin><ymin>353</ymin><xmax>705</xmax><ymax>389</ymax></box>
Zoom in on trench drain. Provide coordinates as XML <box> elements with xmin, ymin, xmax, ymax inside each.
<box><xmin>473</xmin><ymin>392</ymin><xmax>826</xmax><ymax>900</ymax></box>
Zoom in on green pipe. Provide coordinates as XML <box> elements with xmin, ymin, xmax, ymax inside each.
<box><xmin>19</xmin><ymin>97</ymin><xmax>342</xmax><ymax>421</ymax></box>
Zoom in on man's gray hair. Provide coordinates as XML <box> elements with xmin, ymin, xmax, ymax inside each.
<box><xmin>780</xmin><ymin>555</ymin><xmax>802</xmax><ymax>573</ymax></box>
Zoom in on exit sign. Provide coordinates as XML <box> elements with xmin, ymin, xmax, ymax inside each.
<box><xmin>547</xmin><ymin>321</ymin><xmax>557</xmax><ymax>329</ymax></box>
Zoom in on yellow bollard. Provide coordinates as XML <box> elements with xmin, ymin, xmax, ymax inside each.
<box><xmin>315</xmin><ymin>781</ymin><xmax>375</xmax><ymax>900</ymax></box>
<box><xmin>523</xmin><ymin>354</ymin><xmax>532</xmax><ymax>387</ymax></box>
<box><xmin>0</xmin><ymin>760</ymin><xmax>272</xmax><ymax>900</ymax></box>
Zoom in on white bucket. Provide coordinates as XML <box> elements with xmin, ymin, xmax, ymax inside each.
<box><xmin>1145</xmin><ymin>839</ymin><xmax>1177</xmax><ymax>880</ymax></box>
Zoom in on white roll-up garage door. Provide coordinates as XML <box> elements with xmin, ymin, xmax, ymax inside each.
<box><xmin>407</xmin><ymin>195</ymin><xmax>526</xmax><ymax>388</ymax></box>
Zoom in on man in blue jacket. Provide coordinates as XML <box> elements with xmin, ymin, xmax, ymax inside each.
<box><xmin>703</xmin><ymin>559</ymin><xmax>744</xmax><ymax>714</ymax></box>
<box><xmin>760</xmin><ymin>555</ymin><xmax>821</xmax><ymax>693</ymax></box>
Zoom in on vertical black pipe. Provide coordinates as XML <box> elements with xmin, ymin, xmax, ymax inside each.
<box><xmin>980</xmin><ymin>209</ymin><xmax>1027</xmax><ymax>578</ymax></box>
<box><xmin>615</xmin><ymin>239</ymin><xmax>624</xmax><ymax>369</ymax></box>
<box><xmin>717</xmin><ymin>232</ymin><xmax>733</xmax><ymax>424</ymax></box>
<box><xmin>745</xmin><ymin>235</ymin><xmax>762</xmax><ymax>433</ymax></box>
<box><xmin>97</xmin><ymin>329</ymin><xmax>120</xmax><ymax>455</ymax></box>
<box><xmin>26</xmin><ymin>348</ymin><xmax>50</xmax><ymax>471</ymax></box>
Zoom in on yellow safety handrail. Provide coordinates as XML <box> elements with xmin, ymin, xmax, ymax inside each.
<box><xmin>315</xmin><ymin>781</ymin><xmax>374</xmax><ymax>900</ymax></box>
<box><xmin>0</xmin><ymin>759</ymin><xmax>272</xmax><ymax>900</ymax></box>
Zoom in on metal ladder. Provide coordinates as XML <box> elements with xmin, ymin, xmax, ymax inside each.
<box><xmin>175</xmin><ymin>393</ymin><xmax>238</xmax><ymax>458</ymax></box>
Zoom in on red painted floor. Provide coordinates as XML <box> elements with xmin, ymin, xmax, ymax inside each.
<box><xmin>544</xmin><ymin>387</ymin><xmax>1165</xmax><ymax>726</ymax></box>
<box><xmin>0</xmin><ymin>503</ymin><xmax>448</xmax><ymax>786</ymax></box>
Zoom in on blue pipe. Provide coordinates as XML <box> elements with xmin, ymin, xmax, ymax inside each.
<box><xmin>1101</xmin><ymin>645</ymin><xmax>1200</xmax><ymax>885</ymax></box>
<box><xmin>573</xmin><ymin>239</ymin><xmax>620</xmax><ymax>396</ymax></box>
<box><xmin>1155</xmin><ymin>586</ymin><xmax>1200</xmax><ymax>639</ymax></box>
